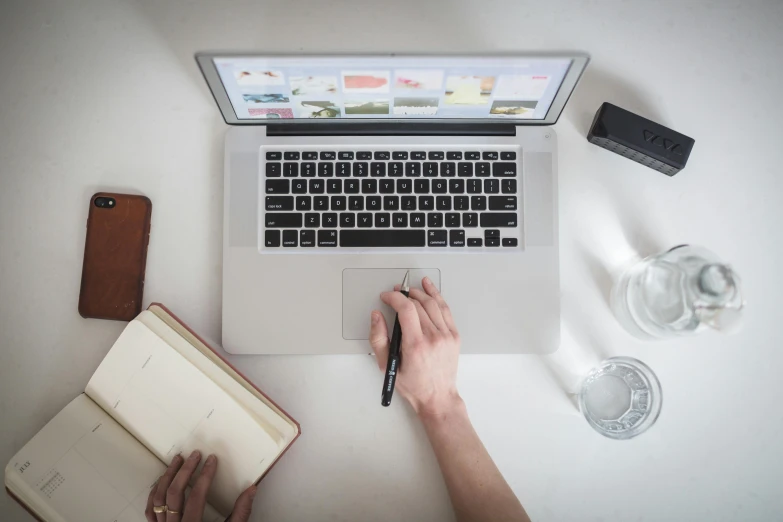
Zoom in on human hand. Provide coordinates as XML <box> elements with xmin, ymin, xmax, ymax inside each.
<box><xmin>370</xmin><ymin>276</ymin><xmax>462</xmax><ymax>417</ymax></box>
<box><xmin>145</xmin><ymin>450</ymin><xmax>256</xmax><ymax>522</ymax></box>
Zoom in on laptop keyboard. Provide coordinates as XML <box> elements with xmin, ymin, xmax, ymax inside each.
<box><xmin>261</xmin><ymin>148</ymin><xmax>521</xmax><ymax>250</ymax></box>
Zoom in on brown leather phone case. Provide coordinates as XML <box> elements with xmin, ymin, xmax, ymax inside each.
<box><xmin>78</xmin><ymin>193</ymin><xmax>152</xmax><ymax>321</ymax></box>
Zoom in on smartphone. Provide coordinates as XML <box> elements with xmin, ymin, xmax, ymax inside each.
<box><xmin>78</xmin><ymin>192</ymin><xmax>152</xmax><ymax>321</ymax></box>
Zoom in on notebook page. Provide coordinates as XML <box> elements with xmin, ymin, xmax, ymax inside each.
<box><xmin>85</xmin><ymin>320</ymin><xmax>280</xmax><ymax>515</ymax></box>
<box><xmin>4</xmin><ymin>394</ymin><xmax>223</xmax><ymax>522</ymax></box>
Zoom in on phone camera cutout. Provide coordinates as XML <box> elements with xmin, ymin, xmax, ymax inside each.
<box><xmin>94</xmin><ymin>197</ymin><xmax>116</xmax><ymax>209</ymax></box>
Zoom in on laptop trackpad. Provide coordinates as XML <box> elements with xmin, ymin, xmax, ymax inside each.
<box><xmin>342</xmin><ymin>268</ymin><xmax>441</xmax><ymax>340</ymax></box>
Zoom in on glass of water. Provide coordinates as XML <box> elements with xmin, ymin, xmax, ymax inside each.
<box><xmin>578</xmin><ymin>357</ymin><xmax>662</xmax><ymax>440</ymax></box>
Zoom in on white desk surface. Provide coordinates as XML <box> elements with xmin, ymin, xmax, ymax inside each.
<box><xmin>1</xmin><ymin>1</ymin><xmax>782</xmax><ymax>520</ymax></box>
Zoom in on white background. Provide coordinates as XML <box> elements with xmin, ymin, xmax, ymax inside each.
<box><xmin>1</xmin><ymin>1</ymin><xmax>781</xmax><ymax>521</ymax></box>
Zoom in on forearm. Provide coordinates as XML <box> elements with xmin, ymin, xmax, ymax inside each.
<box><xmin>420</xmin><ymin>397</ymin><xmax>530</xmax><ymax>522</ymax></box>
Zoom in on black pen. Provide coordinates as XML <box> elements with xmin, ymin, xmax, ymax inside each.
<box><xmin>382</xmin><ymin>270</ymin><xmax>410</xmax><ymax>407</ymax></box>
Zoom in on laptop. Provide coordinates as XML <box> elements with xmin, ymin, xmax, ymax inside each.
<box><xmin>196</xmin><ymin>53</ymin><xmax>589</xmax><ymax>354</ymax></box>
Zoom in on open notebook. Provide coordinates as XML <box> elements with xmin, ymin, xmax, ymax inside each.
<box><xmin>4</xmin><ymin>304</ymin><xmax>300</xmax><ymax>522</ymax></box>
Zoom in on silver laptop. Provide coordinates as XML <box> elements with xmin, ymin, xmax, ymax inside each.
<box><xmin>196</xmin><ymin>53</ymin><xmax>589</xmax><ymax>354</ymax></box>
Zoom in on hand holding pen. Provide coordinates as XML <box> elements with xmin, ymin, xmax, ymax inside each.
<box><xmin>370</xmin><ymin>276</ymin><xmax>461</xmax><ymax>415</ymax></box>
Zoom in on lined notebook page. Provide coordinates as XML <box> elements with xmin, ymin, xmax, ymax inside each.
<box><xmin>86</xmin><ymin>321</ymin><xmax>280</xmax><ymax>515</ymax></box>
<box><xmin>4</xmin><ymin>394</ymin><xmax>223</xmax><ymax>522</ymax></box>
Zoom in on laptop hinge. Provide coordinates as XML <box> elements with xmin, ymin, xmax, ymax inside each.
<box><xmin>266</xmin><ymin>122</ymin><xmax>516</xmax><ymax>137</ymax></box>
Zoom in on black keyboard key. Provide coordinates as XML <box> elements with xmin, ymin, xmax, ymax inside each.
<box><xmin>300</xmin><ymin>230</ymin><xmax>315</xmax><ymax>247</ymax></box>
<box><xmin>483</xmin><ymin>151</ymin><xmax>499</xmax><ymax>160</ymax></box>
<box><xmin>480</xmin><ymin>213</ymin><xmax>518</xmax><ymax>227</ymax></box>
<box><xmin>503</xmin><ymin>238</ymin><xmax>518</xmax><ymax>247</ymax></box>
<box><xmin>320</xmin><ymin>151</ymin><xmax>336</xmax><ymax>160</ymax></box>
<box><xmin>265</xmin><ymin>230</ymin><xmax>280</xmax><ymax>247</ymax></box>
<box><xmin>471</xmin><ymin>196</ymin><xmax>487</xmax><ymax>210</ymax></box>
<box><xmin>419</xmin><ymin>196</ymin><xmax>434</xmax><ymax>211</ymax></box>
<box><xmin>501</xmin><ymin>151</ymin><xmax>516</xmax><ymax>160</ymax></box>
<box><xmin>463</xmin><ymin>212</ymin><xmax>478</xmax><ymax>227</ymax></box>
<box><xmin>304</xmin><ymin>213</ymin><xmax>320</xmax><ymax>228</ymax></box>
<box><xmin>371</xmin><ymin>162</ymin><xmax>386</xmax><ymax>177</ymax></box>
<box><xmin>389</xmin><ymin>162</ymin><xmax>404</xmax><ymax>177</ymax></box>
<box><xmin>467</xmin><ymin>179</ymin><xmax>482</xmax><ymax>194</ymax></box>
<box><xmin>406</xmin><ymin>162</ymin><xmax>422</xmax><ymax>177</ymax></box>
<box><xmin>450</xmin><ymin>229</ymin><xmax>465</xmax><ymax>246</ymax></box>
<box><xmin>318</xmin><ymin>229</ymin><xmax>338</xmax><ymax>247</ymax></box>
<box><xmin>367</xmin><ymin>196</ymin><xmax>381</xmax><ymax>211</ymax></box>
<box><xmin>393</xmin><ymin>151</ymin><xmax>408</xmax><ymax>160</ymax></box>
<box><xmin>318</xmin><ymin>163</ymin><xmax>334</xmax><ymax>177</ymax></box>
<box><xmin>292</xmin><ymin>180</ymin><xmax>307</xmax><ymax>194</ymax></box>
<box><xmin>266</xmin><ymin>152</ymin><xmax>282</xmax><ymax>160</ymax></box>
<box><xmin>427</xmin><ymin>212</ymin><xmax>443</xmax><ymax>227</ymax></box>
<box><xmin>375</xmin><ymin>213</ymin><xmax>390</xmax><ymax>228</ymax></box>
<box><xmin>423</xmin><ymin>162</ymin><xmax>438</xmax><ymax>177</ymax></box>
<box><xmin>327</xmin><ymin>179</ymin><xmax>342</xmax><ymax>194</ymax></box>
<box><xmin>282</xmin><ymin>230</ymin><xmax>298</xmax><ymax>247</ymax></box>
<box><xmin>447</xmin><ymin>151</ymin><xmax>463</xmax><ymax>160</ymax></box>
<box><xmin>374</xmin><ymin>151</ymin><xmax>391</xmax><ymax>160</ymax></box>
<box><xmin>458</xmin><ymin>162</ymin><xmax>473</xmax><ymax>177</ymax></box>
<box><xmin>436</xmin><ymin>196</ymin><xmax>451</xmax><ymax>211</ymax></box>
<box><xmin>331</xmin><ymin>196</ymin><xmax>346</xmax><ymax>211</ymax></box>
<box><xmin>432</xmin><ymin>179</ymin><xmax>447</xmax><ymax>194</ymax></box>
<box><xmin>411</xmin><ymin>151</ymin><xmax>426</xmax><ymax>160</ymax></box>
<box><xmin>401</xmin><ymin>196</ymin><xmax>416</xmax><ymax>210</ymax></box>
<box><xmin>303</xmin><ymin>151</ymin><xmax>318</xmax><ymax>160</ymax></box>
<box><xmin>285</xmin><ymin>152</ymin><xmax>300</xmax><ymax>160</ymax></box>
<box><xmin>379</xmin><ymin>180</ymin><xmax>394</xmax><ymax>194</ymax></box>
<box><xmin>502</xmin><ymin>179</ymin><xmax>517</xmax><ymax>193</ymax></box>
<box><xmin>314</xmin><ymin>196</ymin><xmax>328</xmax><ymax>211</ymax></box>
<box><xmin>410</xmin><ymin>213</ymin><xmax>426</xmax><ymax>227</ymax></box>
<box><xmin>283</xmin><ymin>163</ymin><xmax>299</xmax><ymax>177</ymax></box>
<box><xmin>397</xmin><ymin>179</ymin><xmax>412</xmax><ymax>194</ymax></box>
<box><xmin>428</xmin><ymin>151</ymin><xmax>445</xmax><ymax>160</ymax></box>
<box><xmin>266</xmin><ymin>196</ymin><xmax>294</xmax><ymax>211</ymax></box>
<box><xmin>490</xmin><ymin>196</ymin><xmax>517</xmax><ymax>211</ymax></box>
<box><xmin>493</xmin><ymin>162</ymin><xmax>517</xmax><ymax>177</ymax></box>
<box><xmin>414</xmin><ymin>179</ymin><xmax>430</xmax><ymax>194</ymax></box>
<box><xmin>265</xmin><ymin>213</ymin><xmax>302</xmax><ymax>228</ymax></box>
<box><xmin>309</xmin><ymin>179</ymin><xmax>325</xmax><ymax>193</ymax></box>
<box><xmin>357</xmin><ymin>213</ymin><xmax>373</xmax><ymax>227</ymax></box>
<box><xmin>344</xmin><ymin>179</ymin><xmax>360</xmax><ymax>194</ymax></box>
<box><xmin>362</xmin><ymin>179</ymin><xmax>378</xmax><ymax>193</ymax></box>
<box><xmin>440</xmin><ymin>162</ymin><xmax>456</xmax><ymax>177</ymax></box>
<box><xmin>468</xmin><ymin>237</ymin><xmax>482</xmax><ymax>247</ymax></box>
<box><xmin>428</xmin><ymin>230</ymin><xmax>447</xmax><ymax>247</ymax></box>
<box><xmin>449</xmin><ymin>179</ymin><xmax>464</xmax><ymax>193</ymax></box>
<box><xmin>336</xmin><ymin>162</ymin><xmax>351</xmax><ymax>177</ymax></box>
<box><xmin>486</xmin><ymin>237</ymin><xmax>500</xmax><ymax>247</ymax></box>
<box><xmin>383</xmin><ymin>196</ymin><xmax>399</xmax><ymax>211</ymax></box>
<box><xmin>357</xmin><ymin>151</ymin><xmax>372</xmax><ymax>160</ymax></box>
<box><xmin>266</xmin><ymin>179</ymin><xmax>289</xmax><ymax>194</ymax></box>
<box><xmin>301</xmin><ymin>162</ymin><xmax>316</xmax><ymax>177</ymax></box>
<box><xmin>466</xmin><ymin>151</ymin><xmax>480</xmax><ymax>160</ymax></box>
<box><xmin>349</xmin><ymin>196</ymin><xmax>364</xmax><ymax>211</ymax></box>
<box><xmin>322</xmin><ymin>213</ymin><xmax>338</xmax><ymax>228</ymax></box>
<box><xmin>392</xmin><ymin>213</ymin><xmax>408</xmax><ymax>228</ymax></box>
<box><xmin>338</xmin><ymin>151</ymin><xmax>354</xmax><ymax>160</ymax></box>
<box><xmin>476</xmin><ymin>162</ymin><xmax>491</xmax><ymax>177</ymax></box>
<box><xmin>353</xmin><ymin>162</ymin><xmax>368</xmax><ymax>177</ymax></box>
<box><xmin>341</xmin><ymin>230</ymin><xmax>426</xmax><ymax>247</ymax></box>
<box><xmin>454</xmin><ymin>196</ymin><xmax>469</xmax><ymax>210</ymax></box>
<box><xmin>266</xmin><ymin>162</ymin><xmax>281</xmax><ymax>177</ymax></box>
<box><xmin>296</xmin><ymin>196</ymin><xmax>311</xmax><ymax>211</ymax></box>
<box><xmin>446</xmin><ymin>213</ymin><xmax>460</xmax><ymax>228</ymax></box>
<box><xmin>340</xmin><ymin>212</ymin><xmax>355</xmax><ymax>228</ymax></box>
<box><xmin>487</xmin><ymin>230</ymin><xmax>501</xmax><ymax>240</ymax></box>
<box><xmin>484</xmin><ymin>179</ymin><xmax>500</xmax><ymax>194</ymax></box>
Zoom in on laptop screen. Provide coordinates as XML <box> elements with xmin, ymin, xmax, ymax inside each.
<box><xmin>203</xmin><ymin>55</ymin><xmax>582</xmax><ymax>123</ymax></box>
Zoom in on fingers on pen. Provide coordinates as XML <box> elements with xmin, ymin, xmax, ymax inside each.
<box><xmin>166</xmin><ymin>450</ymin><xmax>201</xmax><ymax>513</ymax></box>
<box><xmin>184</xmin><ymin>454</ymin><xmax>218</xmax><ymax>518</ymax></box>
<box><xmin>369</xmin><ymin>310</ymin><xmax>390</xmax><ymax>371</ymax></box>
<box><xmin>229</xmin><ymin>485</ymin><xmax>258</xmax><ymax>522</ymax></box>
<box><xmin>380</xmin><ymin>291</ymin><xmax>422</xmax><ymax>338</ymax></box>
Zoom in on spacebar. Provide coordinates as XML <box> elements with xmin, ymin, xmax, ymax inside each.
<box><xmin>340</xmin><ymin>230</ymin><xmax>426</xmax><ymax>247</ymax></box>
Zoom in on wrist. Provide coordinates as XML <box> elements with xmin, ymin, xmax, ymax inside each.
<box><xmin>416</xmin><ymin>390</ymin><xmax>466</xmax><ymax>426</ymax></box>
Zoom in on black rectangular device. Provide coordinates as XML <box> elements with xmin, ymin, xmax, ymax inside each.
<box><xmin>587</xmin><ymin>102</ymin><xmax>695</xmax><ymax>176</ymax></box>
